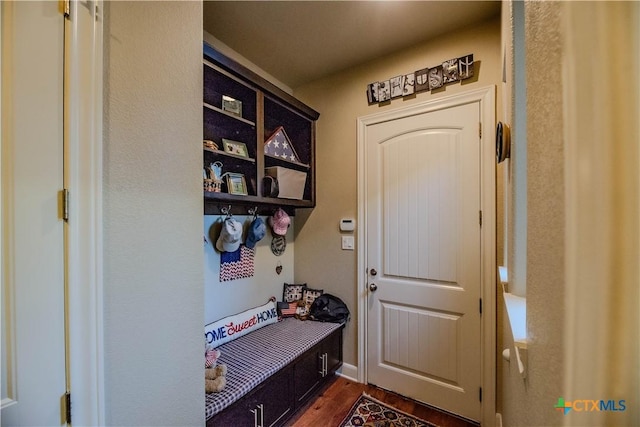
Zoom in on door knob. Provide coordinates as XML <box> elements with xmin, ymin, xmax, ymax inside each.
<box><xmin>370</xmin><ymin>268</ymin><xmax>377</xmax><ymax>276</ymax></box>
<box><xmin>369</xmin><ymin>283</ymin><xmax>378</xmax><ymax>292</ymax></box>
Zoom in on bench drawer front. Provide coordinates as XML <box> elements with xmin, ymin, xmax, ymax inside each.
<box><xmin>208</xmin><ymin>367</ymin><xmax>293</xmax><ymax>427</ymax></box>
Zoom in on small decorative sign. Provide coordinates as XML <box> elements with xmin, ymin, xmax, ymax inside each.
<box><xmin>367</xmin><ymin>53</ymin><xmax>474</xmax><ymax>105</ymax></box>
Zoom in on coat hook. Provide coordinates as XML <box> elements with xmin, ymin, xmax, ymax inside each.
<box><xmin>220</xmin><ymin>205</ymin><xmax>232</xmax><ymax>218</ymax></box>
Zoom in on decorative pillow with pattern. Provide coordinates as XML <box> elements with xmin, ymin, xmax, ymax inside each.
<box><xmin>277</xmin><ymin>301</ymin><xmax>298</xmax><ymax>318</ymax></box>
<box><xmin>302</xmin><ymin>288</ymin><xmax>324</xmax><ymax>309</ymax></box>
<box><xmin>282</xmin><ymin>283</ymin><xmax>307</xmax><ymax>303</ymax></box>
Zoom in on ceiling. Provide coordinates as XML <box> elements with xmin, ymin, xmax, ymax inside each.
<box><xmin>203</xmin><ymin>1</ymin><xmax>501</xmax><ymax>88</ymax></box>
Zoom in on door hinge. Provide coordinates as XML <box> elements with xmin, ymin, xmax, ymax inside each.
<box><xmin>64</xmin><ymin>391</ymin><xmax>72</xmax><ymax>424</ymax></box>
<box><xmin>479</xmin><ymin>122</ymin><xmax>482</xmax><ymax>138</ymax></box>
<box><xmin>479</xmin><ymin>210</ymin><xmax>482</xmax><ymax>227</ymax></box>
<box><xmin>63</xmin><ymin>189</ymin><xmax>70</xmax><ymax>222</ymax></box>
<box><xmin>62</xmin><ymin>0</ymin><xmax>70</xmax><ymax>18</ymax></box>
<box><xmin>479</xmin><ymin>387</ymin><xmax>483</xmax><ymax>402</ymax></box>
<box><xmin>479</xmin><ymin>298</ymin><xmax>483</xmax><ymax>315</ymax></box>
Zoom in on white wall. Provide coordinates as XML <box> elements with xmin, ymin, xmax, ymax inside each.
<box><xmin>204</xmin><ymin>215</ymin><xmax>296</xmax><ymax>323</ymax></box>
<box><xmin>102</xmin><ymin>2</ymin><xmax>203</xmax><ymax>425</ymax></box>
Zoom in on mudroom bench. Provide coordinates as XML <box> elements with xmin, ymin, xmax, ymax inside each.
<box><xmin>205</xmin><ymin>317</ymin><xmax>344</xmax><ymax>427</ymax></box>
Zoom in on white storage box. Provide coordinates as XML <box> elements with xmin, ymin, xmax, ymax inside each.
<box><xmin>265</xmin><ymin>166</ymin><xmax>307</xmax><ymax>200</ymax></box>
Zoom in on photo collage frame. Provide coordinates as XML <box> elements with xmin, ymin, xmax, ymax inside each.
<box><xmin>367</xmin><ymin>54</ymin><xmax>474</xmax><ymax>105</ymax></box>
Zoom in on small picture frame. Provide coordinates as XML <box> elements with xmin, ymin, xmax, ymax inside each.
<box><xmin>442</xmin><ymin>58</ymin><xmax>459</xmax><ymax>84</ymax></box>
<box><xmin>415</xmin><ymin>67</ymin><xmax>430</xmax><ymax>93</ymax></box>
<box><xmin>222</xmin><ymin>138</ymin><xmax>249</xmax><ymax>158</ymax></box>
<box><xmin>222</xmin><ymin>95</ymin><xmax>242</xmax><ymax>117</ymax></box>
<box><xmin>367</xmin><ymin>82</ymin><xmax>380</xmax><ymax>104</ymax></box>
<box><xmin>390</xmin><ymin>75</ymin><xmax>404</xmax><ymax>98</ymax></box>
<box><xmin>428</xmin><ymin>65</ymin><xmax>444</xmax><ymax>90</ymax></box>
<box><xmin>402</xmin><ymin>72</ymin><xmax>415</xmax><ymax>96</ymax></box>
<box><xmin>458</xmin><ymin>54</ymin><xmax>474</xmax><ymax>80</ymax></box>
<box><xmin>378</xmin><ymin>80</ymin><xmax>391</xmax><ymax>102</ymax></box>
<box><xmin>225</xmin><ymin>173</ymin><xmax>248</xmax><ymax>195</ymax></box>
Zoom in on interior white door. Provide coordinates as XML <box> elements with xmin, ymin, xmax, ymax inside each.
<box><xmin>365</xmin><ymin>101</ymin><xmax>482</xmax><ymax>421</ymax></box>
<box><xmin>1</xmin><ymin>2</ymin><xmax>67</xmax><ymax>425</ymax></box>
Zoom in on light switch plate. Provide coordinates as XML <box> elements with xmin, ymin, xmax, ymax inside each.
<box><xmin>341</xmin><ymin>235</ymin><xmax>355</xmax><ymax>250</ymax></box>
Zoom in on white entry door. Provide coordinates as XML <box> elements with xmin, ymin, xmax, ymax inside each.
<box><xmin>364</xmin><ymin>98</ymin><xmax>483</xmax><ymax>421</ymax></box>
<box><xmin>1</xmin><ymin>2</ymin><xmax>67</xmax><ymax>425</ymax></box>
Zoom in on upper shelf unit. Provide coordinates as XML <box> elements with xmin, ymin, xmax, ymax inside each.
<box><xmin>202</xmin><ymin>43</ymin><xmax>319</xmax><ymax>215</ymax></box>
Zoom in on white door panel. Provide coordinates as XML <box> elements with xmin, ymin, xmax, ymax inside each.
<box><xmin>1</xmin><ymin>2</ymin><xmax>66</xmax><ymax>425</ymax></box>
<box><xmin>366</xmin><ymin>102</ymin><xmax>481</xmax><ymax>420</ymax></box>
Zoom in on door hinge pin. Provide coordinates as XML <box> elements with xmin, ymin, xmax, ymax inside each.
<box><xmin>479</xmin><ymin>298</ymin><xmax>483</xmax><ymax>314</ymax></box>
<box><xmin>479</xmin><ymin>210</ymin><xmax>482</xmax><ymax>226</ymax></box>
<box><xmin>479</xmin><ymin>122</ymin><xmax>482</xmax><ymax>138</ymax></box>
<box><xmin>63</xmin><ymin>189</ymin><xmax>70</xmax><ymax>222</ymax></box>
<box><xmin>65</xmin><ymin>391</ymin><xmax>72</xmax><ymax>424</ymax></box>
<box><xmin>479</xmin><ymin>387</ymin><xmax>483</xmax><ymax>402</ymax></box>
<box><xmin>62</xmin><ymin>0</ymin><xmax>70</xmax><ymax>18</ymax></box>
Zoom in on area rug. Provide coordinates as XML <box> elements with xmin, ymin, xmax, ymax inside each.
<box><xmin>339</xmin><ymin>393</ymin><xmax>438</xmax><ymax>427</ymax></box>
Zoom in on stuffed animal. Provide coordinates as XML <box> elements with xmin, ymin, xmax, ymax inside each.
<box><xmin>205</xmin><ymin>346</ymin><xmax>227</xmax><ymax>393</ymax></box>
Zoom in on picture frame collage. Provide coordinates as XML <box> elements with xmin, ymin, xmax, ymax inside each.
<box><xmin>367</xmin><ymin>54</ymin><xmax>474</xmax><ymax>104</ymax></box>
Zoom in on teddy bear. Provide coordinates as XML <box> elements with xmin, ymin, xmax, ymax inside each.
<box><xmin>205</xmin><ymin>346</ymin><xmax>227</xmax><ymax>393</ymax></box>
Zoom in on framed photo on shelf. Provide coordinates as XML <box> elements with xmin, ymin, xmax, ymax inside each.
<box><xmin>225</xmin><ymin>173</ymin><xmax>248</xmax><ymax>195</ymax></box>
<box><xmin>222</xmin><ymin>95</ymin><xmax>242</xmax><ymax>117</ymax></box>
<box><xmin>222</xmin><ymin>138</ymin><xmax>249</xmax><ymax>158</ymax></box>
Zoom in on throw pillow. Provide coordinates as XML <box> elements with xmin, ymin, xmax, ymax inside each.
<box><xmin>282</xmin><ymin>282</ymin><xmax>307</xmax><ymax>303</ymax></box>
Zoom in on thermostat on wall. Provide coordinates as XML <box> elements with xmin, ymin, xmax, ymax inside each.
<box><xmin>340</xmin><ymin>218</ymin><xmax>356</xmax><ymax>232</ymax></box>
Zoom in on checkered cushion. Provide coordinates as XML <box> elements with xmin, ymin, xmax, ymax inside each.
<box><xmin>204</xmin><ymin>317</ymin><xmax>342</xmax><ymax>420</ymax></box>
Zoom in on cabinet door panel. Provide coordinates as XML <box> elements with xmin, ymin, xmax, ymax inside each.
<box><xmin>324</xmin><ymin>329</ymin><xmax>344</xmax><ymax>375</ymax></box>
<box><xmin>208</xmin><ymin>395</ymin><xmax>256</xmax><ymax>427</ymax></box>
<box><xmin>253</xmin><ymin>367</ymin><xmax>294</xmax><ymax>427</ymax></box>
<box><xmin>294</xmin><ymin>346</ymin><xmax>321</xmax><ymax>405</ymax></box>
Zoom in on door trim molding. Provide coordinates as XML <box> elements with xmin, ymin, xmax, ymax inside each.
<box><xmin>356</xmin><ymin>86</ymin><xmax>496</xmax><ymax>426</ymax></box>
<box><xmin>65</xmin><ymin>1</ymin><xmax>105</xmax><ymax>424</ymax></box>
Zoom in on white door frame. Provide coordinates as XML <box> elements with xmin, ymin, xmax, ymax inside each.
<box><xmin>65</xmin><ymin>1</ymin><xmax>105</xmax><ymax>424</ymax></box>
<box><xmin>356</xmin><ymin>86</ymin><xmax>496</xmax><ymax>426</ymax></box>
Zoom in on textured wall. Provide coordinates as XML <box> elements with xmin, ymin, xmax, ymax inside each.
<box><xmin>499</xmin><ymin>2</ymin><xmax>565</xmax><ymax>426</ymax></box>
<box><xmin>103</xmin><ymin>2</ymin><xmax>204</xmax><ymax>425</ymax></box>
<box><xmin>293</xmin><ymin>17</ymin><xmax>502</xmax><ymax>370</ymax></box>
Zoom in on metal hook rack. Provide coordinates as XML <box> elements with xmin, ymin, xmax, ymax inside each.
<box><xmin>220</xmin><ymin>205</ymin><xmax>232</xmax><ymax>218</ymax></box>
<box><xmin>247</xmin><ymin>206</ymin><xmax>259</xmax><ymax>219</ymax></box>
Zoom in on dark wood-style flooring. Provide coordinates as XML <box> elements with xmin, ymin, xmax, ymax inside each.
<box><xmin>288</xmin><ymin>376</ymin><xmax>479</xmax><ymax>427</ymax></box>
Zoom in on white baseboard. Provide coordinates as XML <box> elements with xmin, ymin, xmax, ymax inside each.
<box><xmin>337</xmin><ymin>362</ymin><xmax>358</xmax><ymax>382</ymax></box>
<box><xmin>496</xmin><ymin>412</ymin><xmax>503</xmax><ymax>427</ymax></box>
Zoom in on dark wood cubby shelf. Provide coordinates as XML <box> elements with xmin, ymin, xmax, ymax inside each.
<box><xmin>203</xmin><ymin>42</ymin><xmax>319</xmax><ymax>216</ymax></box>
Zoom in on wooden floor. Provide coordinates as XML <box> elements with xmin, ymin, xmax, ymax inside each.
<box><xmin>288</xmin><ymin>376</ymin><xmax>479</xmax><ymax>427</ymax></box>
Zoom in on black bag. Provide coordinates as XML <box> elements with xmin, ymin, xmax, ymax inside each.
<box><xmin>310</xmin><ymin>294</ymin><xmax>350</xmax><ymax>323</ymax></box>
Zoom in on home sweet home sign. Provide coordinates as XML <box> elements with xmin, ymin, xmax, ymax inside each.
<box><xmin>204</xmin><ymin>298</ymin><xmax>278</xmax><ymax>347</ymax></box>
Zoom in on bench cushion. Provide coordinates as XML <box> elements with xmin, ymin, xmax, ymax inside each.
<box><xmin>205</xmin><ymin>317</ymin><xmax>342</xmax><ymax>420</ymax></box>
